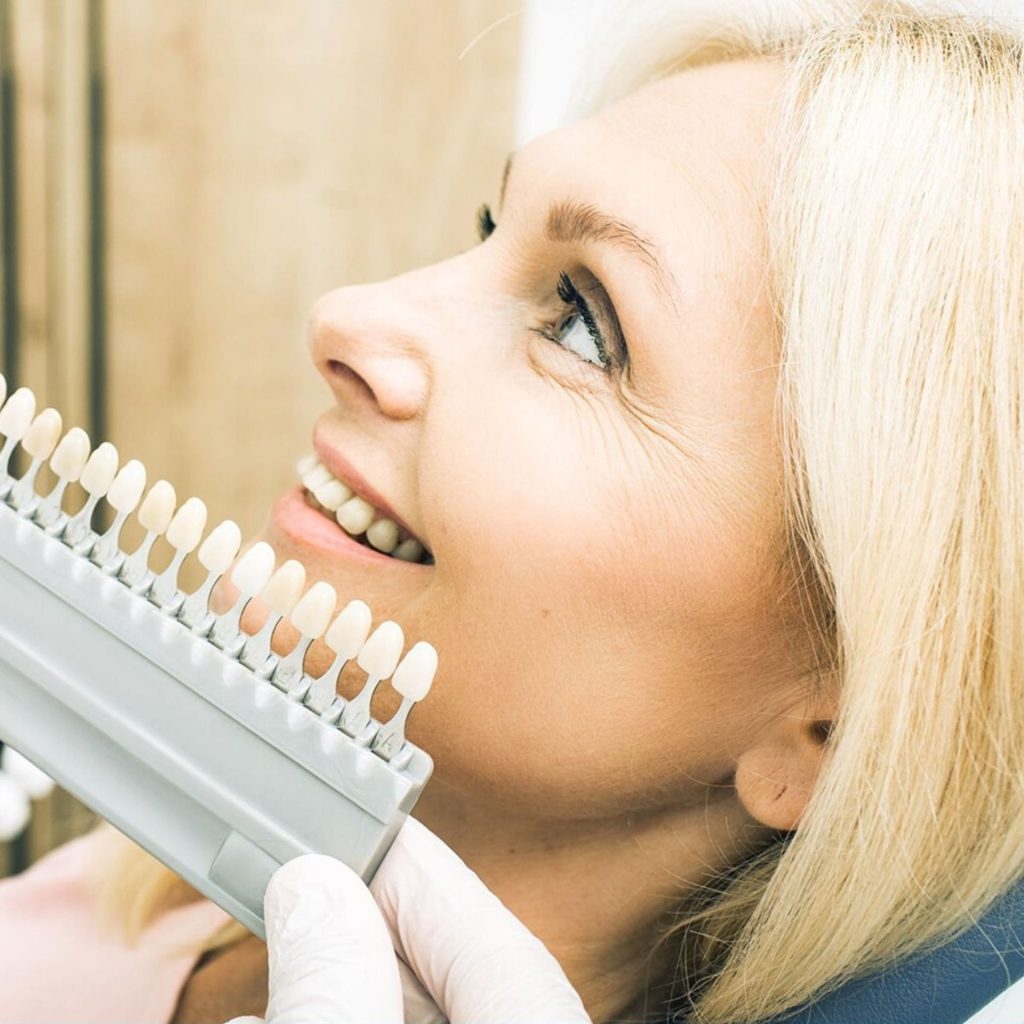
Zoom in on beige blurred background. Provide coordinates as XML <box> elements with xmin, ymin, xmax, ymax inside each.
<box><xmin>0</xmin><ymin>0</ymin><xmax>519</xmax><ymax>876</ymax></box>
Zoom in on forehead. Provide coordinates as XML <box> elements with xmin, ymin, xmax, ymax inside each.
<box><xmin>512</xmin><ymin>58</ymin><xmax>787</xmax><ymax>309</ymax></box>
<box><xmin>585</xmin><ymin>57</ymin><xmax>785</xmax><ymax>263</ymax></box>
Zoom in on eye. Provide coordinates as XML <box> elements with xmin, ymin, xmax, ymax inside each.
<box><xmin>476</xmin><ymin>203</ymin><xmax>497</xmax><ymax>242</ymax></box>
<box><xmin>532</xmin><ymin>272</ymin><xmax>612</xmax><ymax>371</ymax></box>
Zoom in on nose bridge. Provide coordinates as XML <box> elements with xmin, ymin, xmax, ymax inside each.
<box><xmin>307</xmin><ymin>254</ymin><xmax>478</xmax><ymax>421</ymax></box>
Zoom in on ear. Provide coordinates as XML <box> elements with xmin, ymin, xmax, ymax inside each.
<box><xmin>734</xmin><ymin>691</ymin><xmax>836</xmax><ymax>833</ymax></box>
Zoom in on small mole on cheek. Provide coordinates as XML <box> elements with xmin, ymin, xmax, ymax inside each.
<box><xmin>542</xmin><ymin>608</ymin><xmax>551</xmax><ymax>618</ymax></box>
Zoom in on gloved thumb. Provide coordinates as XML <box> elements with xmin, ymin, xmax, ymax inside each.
<box><xmin>262</xmin><ymin>853</ymin><xmax>403</xmax><ymax>1024</ymax></box>
<box><xmin>370</xmin><ymin>817</ymin><xmax>592</xmax><ymax>1024</ymax></box>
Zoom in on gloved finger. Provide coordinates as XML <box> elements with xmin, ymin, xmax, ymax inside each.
<box><xmin>397</xmin><ymin>954</ymin><xmax>447</xmax><ymax>1024</ymax></box>
<box><xmin>224</xmin><ymin>1017</ymin><xmax>264</xmax><ymax>1023</ymax></box>
<box><xmin>263</xmin><ymin>854</ymin><xmax>404</xmax><ymax>1024</ymax></box>
<box><xmin>370</xmin><ymin>818</ymin><xmax>592</xmax><ymax>1024</ymax></box>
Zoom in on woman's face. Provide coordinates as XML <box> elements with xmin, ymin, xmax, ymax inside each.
<box><xmin>257</xmin><ymin>56</ymin><xmax>814</xmax><ymax>824</ymax></box>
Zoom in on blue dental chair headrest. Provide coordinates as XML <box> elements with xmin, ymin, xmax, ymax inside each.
<box><xmin>752</xmin><ymin>875</ymin><xmax>1024</xmax><ymax>1023</ymax></box>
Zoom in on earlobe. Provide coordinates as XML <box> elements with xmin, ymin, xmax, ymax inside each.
<box><xmin>733</xmin><ymin>712</ymin><xmax>834</xmax><ymax>833</ymax></box>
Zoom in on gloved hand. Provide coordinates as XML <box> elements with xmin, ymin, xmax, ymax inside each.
<box><xmin>225</xmin><ymin>815</ymin><xmax>592</xmax><ymax>1024</ymax></box>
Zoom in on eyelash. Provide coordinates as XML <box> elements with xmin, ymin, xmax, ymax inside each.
<box><xmin>475</xmin><ymin>202</ymin><xmax>616</xmax><ymax>373</ymax></box>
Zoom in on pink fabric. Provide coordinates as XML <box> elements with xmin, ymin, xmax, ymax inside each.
<box><xmin>0</xmin><ymin>830</ymin><xmax>234</xmax><ymax>1024</ymax></box>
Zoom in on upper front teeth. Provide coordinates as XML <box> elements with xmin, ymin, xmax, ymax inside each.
<box><xmin>336</xmin><ymin>495</ymin><xmax>375</xmax><ymax>535</ymax></box>
<box><xmin>313</xmin><ymin>479</ymin><xmax>352</xmax><ymax>511</ymax></box>
<box><xmin>297</xmin><ymin>455</ymin><xmax>428</xmax><ymax>561</ymax></box>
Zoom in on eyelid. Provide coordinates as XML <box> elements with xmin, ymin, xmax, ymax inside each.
<box><xmin>474</xmin><ymin>201</ymin><xmax>629</xmax><ymax>370</ymax></box>
<box><xmin>570</xmin><ymin>273</ymin><xmax>628</xmax><ymax>370</ymax></box>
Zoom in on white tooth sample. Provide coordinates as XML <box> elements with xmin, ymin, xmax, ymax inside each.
<box><xmin>336</xmin><ymin>495</ymin><xmax>375</xmax><ymax>535</ymax></box>
<box><xmin>137</xmin><ymin>480</ymin><xmax>177</xmax><ymax>534</ymax></box>
<box><xmin>178</xmin><ymin>519</ymin><xmax>243</xmax><ymax>629</ymax></box>
<box><xmin>325</xmin><ymin>600</ymin><xmax>373</xmax><ymax>659</ymax></box>
<box><xmin>295</xmin><ymin>453</ymin><xmax>318</xmax><ymax>477</ymax></box>
<box><xmin>34</xmin><ymin>427</ymin><xmax>91</xmax><ymax>528</ymax></box>
<box><xmin>0</xmin><ymin>387</ymin><xmax>36</xmax><ymax>441</ymax></box>
<box><xmin>0</xmin><ymin>387</ymin><xmax>37</xmax><ymax>488</ymax></box>
<box><xmin>79</xmin><ymin>442</ymin><xmax>119</xmax><ymax>496</ymax></box>
<box><xmin>9</xmin><ymin>409</ymin><xmax>63</xmax><ymax>509</ymax></box>
<box><xmin>356</xmin><ymin>621</ymin><xmax>405</xmax><ymax>680</ymax></box>
<box><xmin>22</xmin><ymin>409</ymin><xmax>63</xmax><ymax>460</ymax></box>
<box><xmin>208</xmin><ymin>541</ymin><xmax>276</xmax><ymax>650</ymax></box>
<box><xmin>393</xmin><ymin>538</ymin><xmax>425</xmax><ymax>562</ymax></box>
<box><xmin>263</xmin><ymin>559</ymin><xmax>306</xmax><ymax>615</ymax></box>
<box><xmin>49</xmin><ymin>428</ymin><xmax>91</xmax><ymax>482</ymax></box>
<box><xmin>197</xmin><ymin>520</ymin><xmax>242</xmax><ymax>572</ymax></box>
<box><xmin>62</xmin><ymin>441</ymin><xmax>118</xmax><ymax>548</ymax></box>
<box><xmin>165</xmin><ymin>497</ymin><xmax>207</xmax><ymax>552</ymax></box>
<box><xmin>341</xmin><ymin>620</ymin><xmax>405</xmax><ymax>736</ymax></box>
<box><xmin>391</xmin><ymin>641</ymin><xmax>438</xmax><ymax>701</ymax></box>
<box><xmin>90</xmin><ymin>459</ymin><xmax>147</xmax><ymax>568</ymax></box>
<box><xmin>371</xmin><ymin>640</ymin><xmax>438</xmax><ymax>760</ymax></box>
<box><xmin>238</xmin><ymin>558</ymin><xmax>305</xmax><ymax>670</ymax></box>
<box><xmin>313</xmin><ymin>478</ymin><xmax>353</xmax><ymax>511</ymax></box>
<box><xmin>148</xmin><ymin>497</ymin><xmax>207</xmax><ymax>609</ymax></box>
<box><xmin>271</xmin><ymin>580</ymin><xmax>337</xmax><ymax>692</ymax></box>
<box><xmin>289</xmin><ymin>581</ymin><xmax>337</xmax><ymax>638</ymax></box>
<box><xmin>105</xmin><ymin>459</ymin><xmax>147</xmax><ymax>513</ymax></box>
<box><xmin>118</xmin><ymin>479</ymin><xmax>176</xmax><ymax>587</ymax></box>
<box><xmin>366</xmin><ymin>517</ymin><xmax>399</xmax><ymax>553</ymax></box>
<box><xmin>301</xmin><ymin>599</ymin><xmax>373</xmax><ymax>715</ymax></box>
<box><xmin>302</xmin><ymin>463</ymin><xmax>332</xmax><ymax>490</ymax></box>
<box><xmin>230</xmin><ymin>541</ymin><xmax>276</xmax><ymax>595</ymax></box>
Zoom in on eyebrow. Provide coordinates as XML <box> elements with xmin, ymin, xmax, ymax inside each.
<box><xmin>499</xmin><ymin>151</ymin><xmax>678</xmax><ymax>311</ymax></box>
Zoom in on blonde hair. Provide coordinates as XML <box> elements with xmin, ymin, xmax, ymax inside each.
<box><xmin>92</xmin><ymin>2</ymin><xmax>1024</xmax><ymax>1021</ymax></box>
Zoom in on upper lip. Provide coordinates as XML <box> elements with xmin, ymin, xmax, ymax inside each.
<box><xmin>311</xmin><ymin>423</ymin><xmax>430</xmax><ymax>553</ymax></box>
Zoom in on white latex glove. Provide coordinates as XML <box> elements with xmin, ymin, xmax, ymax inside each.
<box><xmin>226</xmin><ymin>816</ymin><xmax>592</xmax><ymax>1024</ymax></box>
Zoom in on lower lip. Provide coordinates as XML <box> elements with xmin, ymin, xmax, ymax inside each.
<box><xmin>270</xmin><ymin>484</ymin><xmax>429</xmax><ymax>568</ymax></box>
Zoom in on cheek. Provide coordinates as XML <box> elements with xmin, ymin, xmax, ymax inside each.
<box><xmin>409</xmin><ymin>391</ymin><xmax>783</xmax><ymax>817</ymax></box>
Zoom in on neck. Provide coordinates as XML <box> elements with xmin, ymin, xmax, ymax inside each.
<box><xmin>413</xmin><ymin>778</ymin><xmax>759</xmax><ymax>1023</ymax></box>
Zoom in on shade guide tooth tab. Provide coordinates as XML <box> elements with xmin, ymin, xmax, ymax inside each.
<box><xmin>0</xmin><ymin>373</ymin><xmax>6</xmax><ymax>408</ymax></box>
<box><xmin>370</xmin><ymin>642</ymin><xmax>437</xmax><ymax>762</ymax></box>
<box><xmin>91</xmin><ymin>460</ymin><xmax>147</xmax><ymax>570</ymax></box>
<box><xmin>136</xmin><ymin>480</ymin><xmax>177</xmax><ymax>533</ymax></box>
<box><xmin>148</xmin><ymin>497</ymin><xmax>207</xmax><ymax>611</ymax></box>
<box><xmin>339</xmin><ymin>621</ymin><xmax>405</xmax><ymax>737</ymax></box>
<box><xmin>0</xmin><ymin>386</ymin><xmax>34</xmax><ymax>439</ymax></box>
<box><xmin>301</xmin><ymin>600</ymin><xmax>373</xmax><ymax>715</ymax></box>
<box><xmin>178</xmin><ymin>520</ymin><xmax>242</xmax><ymax>630</ymax></box>
<box><xmin>62</xmin><ymin>442</ymin><xmax>119</xmax><ymax>550</ymax></box>
<box><xmin>119</xmin><ymin>480</ymin><xmax>177</xmax><ymax>589</ymax></box>
<box><xmin>0</xmin><ymin>387</ymin><xmax>38</xmax><ymax>494</ymax></box>
<box><xmin>208</xmin><ymin>541</ymin><xmax>275</xmax><ymax>650</ymax></box>
<box><xmin>355</xmin><ymin>620</ymin><xmax>404</xmax><ymax>680</ymax></box>
<box><xmin>239</xmin><ymin>559</ymin><xmax>305</xmax><ymax>671</ymax></box>
<box><xmin>325</xmin><ymin>599</ymin><xmax>373</xmax><ymax>659</ymax></box>
<box><xmin>9</xmin><ymin>408</ymin><xmax>62</xmax><ymax>513</ymax></box>
<box><xmin>270</xmin><ymin>581</ymin><xmax>337</xmax><ymax>691</ymax></box>
<box><xmin>34</xmin><ymin>428</ymin><xmax>91</xmax><ymax>529</ymax></box>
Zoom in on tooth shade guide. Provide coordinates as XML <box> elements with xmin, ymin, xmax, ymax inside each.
<box><xmin>0</xmin><ymin>495</ymin><xmax>437</xmax><ymax>935</ymax></box>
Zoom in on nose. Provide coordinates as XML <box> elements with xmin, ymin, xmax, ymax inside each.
<box><xmin>307</xmin><ymin>274</ymin><xmax>438</xmax><ymax>422</ymax></box>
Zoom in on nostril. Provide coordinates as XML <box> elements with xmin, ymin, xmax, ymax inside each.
<box><xmin>327</xmin><ymin>359</ymin><xmax>376</xmax><ymax>405</ymax></box>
